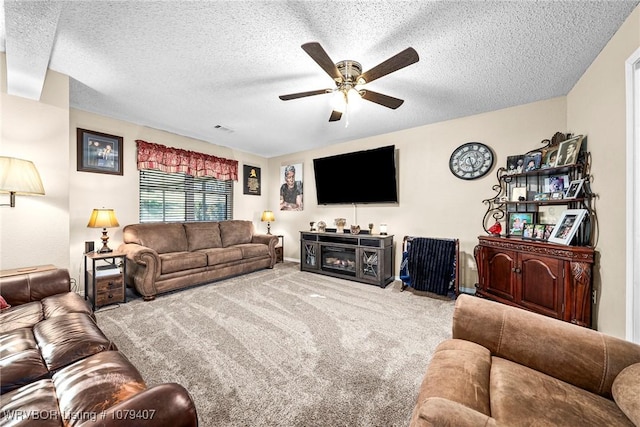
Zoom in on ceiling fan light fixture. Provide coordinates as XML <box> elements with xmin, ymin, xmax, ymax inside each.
<box><xmin>330</xmin><ymin>90</ymin><xmax>348</xmax><ymax>113</ymax></box>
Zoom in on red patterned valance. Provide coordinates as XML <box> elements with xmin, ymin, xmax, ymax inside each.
<box><xmin>136</xmin><ymin>140</ymin><xmax>238</xmax><ymax>181</ymax></box>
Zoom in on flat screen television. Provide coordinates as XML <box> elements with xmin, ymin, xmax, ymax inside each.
<box><xmin>313</xmin><ymin>145</ymin><xmax>398</xmax><ymax>205</ymax></box>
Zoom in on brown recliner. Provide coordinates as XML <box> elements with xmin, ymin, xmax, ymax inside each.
<box><xmin>0</xmin><ymin>267</ymin><xmax>198</xmax><ymax>426</ymax></box>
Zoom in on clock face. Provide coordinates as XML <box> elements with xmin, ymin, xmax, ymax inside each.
<box><xmin>449</xmin><ymin>142</ymin><xmax>494</xmax><ymax>180</ymax></box>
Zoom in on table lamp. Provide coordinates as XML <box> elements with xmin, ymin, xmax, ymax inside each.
<box><xmin>87</xmin><ymin>208</ymin><xmax>120</xmax><ymax>253</ymax></box>
<box><xmin>261</xmin><ymin>210</ymin><xmax>275</xmax><ymax>235</ymax></box>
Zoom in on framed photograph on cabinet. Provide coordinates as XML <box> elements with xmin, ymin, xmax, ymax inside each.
<box><xmin>77</xmin><ymin>128</ymin><xmax>123</xmax><ymax>175</ymax></box>
<box><xmin>538</xmin><ymin>204</ymin><xmax>568</xmax><ymax>224</ymax></box>
<box><xmin>508</xmin><ymin>212</ymin><xmax>534</xmax><ymax>236</ymax></box>
<box><xmin>548</xmin><ymin>209</ymin><xmax>588</xmax><ymax>245</ymax></box>
<box><xmin>523</xmin><ymin>152</ymin><xmax>542</xmax><ymax>172</ymax></box>
<box><xmin>533</xmin><ymin>224</ymin><xmax>546</xmax><ymax>240</ymax></box>
<box><xmin>564</xmin><ymin>179</ymin><xmax>585</xmax><ymax>199</ymax></box>
<box><xmin>506</xmin><ymin>155</ymin><xmax>524</xmax><ymax>174</ymax></box>
<box><xmin>541</xmin><ymin>147</ymin><xmax>559</xmax><ymax>168</ymax></box>
<box><xmin>543</xmin><ymin>224</ymin><xmax>555</xmax><ymax>240</ymax></box>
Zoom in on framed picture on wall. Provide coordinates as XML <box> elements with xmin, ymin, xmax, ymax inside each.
<box><xmin>280</xmin><ymin>163</ymin><xmax>303</xmax><ymax>211</ymax></box>
<box><xmin>77</xmin><ymin>128</ymin><xmax>123</xmax><ymax>175</ymax></box>
<box><xmin>243</xmin><ymin>164</ymin><xmax>261</xmax><ymax>195</ymax></box>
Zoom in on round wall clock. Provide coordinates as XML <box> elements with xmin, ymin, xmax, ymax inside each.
<box><xmin>449</xmin><ymin>142</ymin><xmax>494</xmax><ymax>180</ymax></box>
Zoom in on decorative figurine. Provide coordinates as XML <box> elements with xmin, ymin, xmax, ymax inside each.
<box><xmin>488</xmin><ymin>221</ymin><xmax>502</xmax><ymax>236</ymax></box>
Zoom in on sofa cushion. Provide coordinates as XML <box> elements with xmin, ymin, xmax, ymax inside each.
<box><xmin>0</xmin><ymin>379</ymin><xmax>61</xmax><ymax>426</ymax></box>
<box><xmin>34</xmin><ymin>313</ymin><xmax>114</xmax><ymax>372</ymax></box>
<box><xmin>613</xmin><ymin>363</ymin><xmax>640</xmax><ymax>425</ymax></box>
<box><xmin>123</xmin><ymin>223</ymin><xmax>188</xmax><ymax>254</ymax></box>
<box><xmin>184</xmin><ymin>222</ymin><xmax>223</xmax><ymax>251</ymax></box>
<box><xmin>0</xmin><ymin>302</ymin><xmax>43</xmax><ymax>334</ymax></box>
<box><xmin>53</xmin><ymin>351</ymin><xmax>146</xmax><ymax>427</ymax></box>
<box><xmin>1</xmin><ymin>328</ymin><xmax>50</xmax><ymax>394</ymax></box>
<box><xmin>42</xmin><ymin>292</ymin><xmax>93</xmax><ymax>319</ymax></box>
<box><xmin>159</xmin><ymin>252</ymin><xmax>208</xmax><ymax>274</ymax></box>
<box><xmin>237</xmin><ymin>243</ymin><xmax>269</xmax><ymax>259</ymax></box>
<box><xmin>490</xmin><ymin>357</ymin><xmax>633</xmax><ymax>426</ymax></box>
<box><xmin>219</xmin><ymin>220</ymin><xmax>253</xmax><ymax>247</ymax></box>
<box><xmin>197</xmin><ymin>247</ymin><xmax>244</xmax><ymax>266</ymax></box>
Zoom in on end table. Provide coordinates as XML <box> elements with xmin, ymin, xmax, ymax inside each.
<box><xmin>84</xmin><ymin>251</ymin><xmax>126</xmax><ymax>310</ymax></box>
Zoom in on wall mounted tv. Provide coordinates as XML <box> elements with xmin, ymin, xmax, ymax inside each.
<box><xmin>313</xmin><ymin>145</ymin><xmax>398</xmax><ymax>205</ymax></box>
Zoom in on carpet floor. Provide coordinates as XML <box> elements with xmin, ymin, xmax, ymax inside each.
<box><xmin>95</xmin><ymin>262</ymin><xmax>456</xmax><ymax>427</ymax></box>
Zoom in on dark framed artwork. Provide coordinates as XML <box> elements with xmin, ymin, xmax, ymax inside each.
<box><xmin>77</xmin><ymin>128</ymin><xmax>123</xmax><ymax>175</ymax></box>
<box><xmin>243</xmin><ymin>164</ymin><xmax>261</xmax><ymax>195</ymax></box>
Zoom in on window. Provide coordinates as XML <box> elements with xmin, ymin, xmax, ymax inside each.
<box><xmin>139</xmin><ymin>169</ymin><xmax>233</xmax><ymax>222</ymax></box>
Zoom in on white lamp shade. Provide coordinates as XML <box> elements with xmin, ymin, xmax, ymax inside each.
<box><xmin>0</xmin><ymin>157</ymin><xmax>45</xmax><ymax>195</ymax></box>
<box><xmin>87</xmin><ymin>208</ymin><xmax>120</xmax><ymax>228</ymax></box>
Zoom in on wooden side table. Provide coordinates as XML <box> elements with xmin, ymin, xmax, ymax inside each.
<box><xmin>275</xmin><ymin>235</ymin><xmax>284</xmax><ymax>263</ymax></box>
<box><xmin>84</xmin><ymin>252</ymin><xmax>126</xmax><ymax>310</ymax></box>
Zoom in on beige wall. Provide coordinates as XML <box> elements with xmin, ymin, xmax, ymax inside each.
<box><xmin>0</xmin><ymin>54</ymin><xmax>71</xmax><ymax>270</ymax></box>
<box><xmin>270</xmin><ymin>97</ymin><xmax>566</xmax><ymax>292</ymax></box>
<box><xmin>567</xmin><ymin>6</ymin><xmax>640</xmax><ymax>335</ymax></box>
<box><xmin>68</xmin><ymin>109</ymin><xmax>271</xmax><ymax>288</ymax></box>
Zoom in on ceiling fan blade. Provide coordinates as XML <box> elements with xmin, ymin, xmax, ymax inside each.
<box><xmin>359</xmin><ymin>47</ymin><xmax>419</xmax><ymax>84</ymax></box>
<box><xmin>302</xmin><ymin>42</ymin><xmax>343</xmax><ymax>82</ymax></box>
<box><xmin>279</xmin><ymin>89</ymin><xmax>330</xmax><ymax>101</ymax></box>
<box><xmin>329</xmin><ymin>110</ymin><xmax>342</xmax><ymax>122</ymax></box>
<box><xmin>360</xmin><ymin>90</ymin><xmax>404</xmax><ymax>109</ymax></box>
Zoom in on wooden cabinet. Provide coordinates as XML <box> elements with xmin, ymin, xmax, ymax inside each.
<box><xmin>475</xmin><ymin>235</ymin><xmax>594</xmax><ymax>327</ymax></box>
<box><xmin>300</xmin><ymin>232</ymin><xmax>394</xmax><ymax>287</ymax></box>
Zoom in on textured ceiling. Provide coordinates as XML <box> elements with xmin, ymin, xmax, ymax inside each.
<box><xmin>1</xmin><ymin>1</ymin><xmax>638</xmax><ymax>157</ymax></box>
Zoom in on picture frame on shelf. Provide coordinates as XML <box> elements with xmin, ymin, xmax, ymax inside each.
<box><xmin>533</xmin><ymin>224</ymin><xmax>546</xmax><ymax>240</ymax></box>
<box><xmin>522</xmin><ymin>223</ymin><xmax>534</xmax><ymax>238</ymax></box>
<box><xmin>511</xmin><ymin>186</ymin><xmax>528</xmax><ymax>202</ymax></box>
<box><xmin>508</xmin><ymin>212</ymin><xmax>534</xmax><ymax>236</ymax></box>
<box><xmin>548</xmin><ymin>209</ymin><xmax>588</xmax><ymax>245</ymax></box>
<box><xmin>538</xmin><ymin>204</ymin><xmax>568</xmax><ymax>224</ymax></box>
<box><xmin>76</xmin><ymin>128</ymin><xmax>123</xmax><ymax>175</ymax></box>
<box><xmin>523</xmin><ymin>152</ymin><xmax>542</xmax><ymax>172</ymax></box>
<box><xmin>564</xmin><ymin>179</ymin><xmax>585</xmax><ymax>199</ymax></box>
<box><xmin>550</xmin><ymin>191</ymin><xmax>564</xmax><ymax>200</ymax></box>
<box><xmin>555</xmin><ymin>135</ymin><xmax>584</xmax><ymax>167</ymax></box>
<box><xmin>543</xmin><ymin>175</ymin><xmax>569</xmax><ymax>193</ymax></box>
<box><xmin>541</xmin><ymin>147</ymin><xmax>559</xmax><ymax>168</ymax></box>
<box><xmin>543</xmin><ymin>224</ymin><xmax>555</xmax><ymax>240</ymax></box>
<box><xmin>533</xmin><ymin>193</ymin><xmax>550</xmax><ymax>201</ymax></box>
<box><xmin>506</xmin><ymin>155</ymin><xmax>524</xmax><ymax>174</ymax></box>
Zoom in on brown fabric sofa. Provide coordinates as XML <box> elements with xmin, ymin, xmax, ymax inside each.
<box><xmin>0</xmin><ymin>267</ymin><xmax>198</xmax><ymax>426</ymax></box>
<box><xmin>411</xmin><ymin>294</ymin><xmax>640</xmax><ymax>427</ymax></box>
<box><xmin>118</xmin><ymin>220</ymin><xmax>278</xmax><ymax>301</ymax></box>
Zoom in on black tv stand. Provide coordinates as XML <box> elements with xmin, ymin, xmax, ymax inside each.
<box><xmin>300</xmin><ymin>232</ymin><xmax>394</xmax><ymax>287</ymax></box>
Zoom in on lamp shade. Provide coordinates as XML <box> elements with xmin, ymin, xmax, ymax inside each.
<box><xmin>0</xmin><ymin>157</ymin><xmax>45</xmax><ymax>195</ymax></box>
<box><xmin>261</xmin><ymin>210</ymin><xmax>275</xmax><ymax>222</ymax></box>
<box><xmin>87</xmin><ymin>208</ymin><xmax>120</xmax><ymax>228</ymax></box>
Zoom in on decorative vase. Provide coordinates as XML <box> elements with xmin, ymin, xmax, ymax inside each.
<box><xmin>335</xmin><ymin>218</ymin><xmax>346</xmax><ymax>233</ymax></box>
<box><xmin>350</xmin><ymin>225</ymin><xmax>361</xmax><ymax>235</ymax></box>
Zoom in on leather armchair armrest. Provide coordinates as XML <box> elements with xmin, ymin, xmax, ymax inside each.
<box><xmin>411</xmin><ymin>397</ymin><xmax>498</xmax><ymax>427</ymax></box>
<box><xmin>77</xmin><ymin>383</ymin><xmax>198</xmax><ymax>427</ymax></box>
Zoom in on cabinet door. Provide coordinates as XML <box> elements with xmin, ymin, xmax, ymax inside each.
<box><xmin>518</xmin><ymin>253</ymin><xmax>563</xmax><ymax>319</ymax></box>
<box><xmin>357</xmin><ymin>248</ymin><xmax>381</xmax><ymax>284</ymax></box>
<box><xmin>301</xmin><ymin>242</ymin><xmax>319</xmax><ymax>271</ymax></box>
<box><xmin>482</xmin><ymin>248</ymin><xmax>517</xmax><ymax>301</ymax></box>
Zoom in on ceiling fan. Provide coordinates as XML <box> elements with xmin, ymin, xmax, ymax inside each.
<box><xmin>279</xmin><ymin>42</ymin><xmax>419</xmax><ymax>123</ymax></box>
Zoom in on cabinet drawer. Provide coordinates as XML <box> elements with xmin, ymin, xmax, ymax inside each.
<box><xmin>96</xmin><ymin>276</ymin><xmax>123</xmax><ymax>293</ymax></box>
<box><xmin>96</xmin><ymin>288</ymin><xmax>125</xmax><ymax>307</ymax></box>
